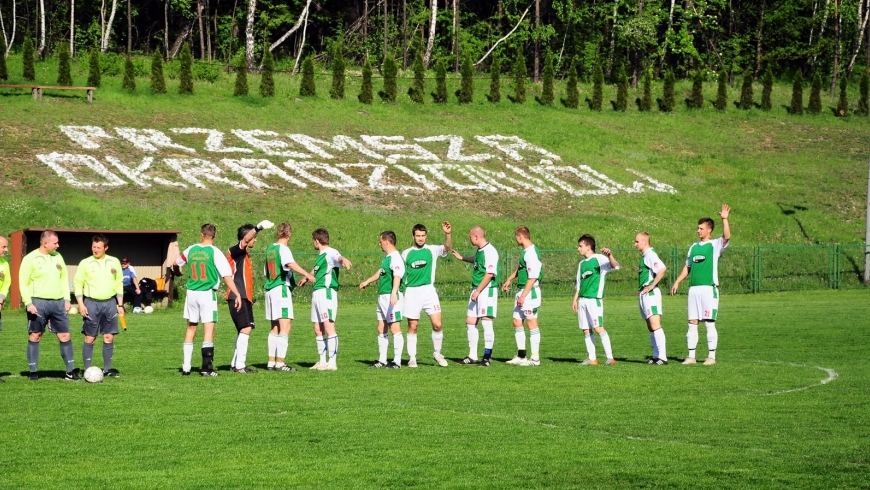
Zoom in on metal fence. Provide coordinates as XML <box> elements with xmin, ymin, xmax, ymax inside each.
<box><xmin>176</xmin><ymin>244</ymin><xmax>868</xmax><ymax>303</ymax></box>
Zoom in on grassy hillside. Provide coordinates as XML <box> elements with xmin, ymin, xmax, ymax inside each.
<box><xmin>1</xmin><ymin>54</ymin><xmax>868</xmax><ymax>253</ymax></box>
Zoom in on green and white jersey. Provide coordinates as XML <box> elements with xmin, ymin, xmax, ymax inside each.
<box><xmin>264</xmin><ymin>243</ymin><xmax>295</xmax><ymax>291</ymax></box>
<box><xmin>312</xmin><ymin>247</ymin><xmax>343</xmax><ymax>291</ymax></box>
<box><xmin>377</xmin><ymin>251</ymin><xmax>406</xmax><ymax>295</ymax></box>
<box><xmin>517</xmin><ymin>245</ymin><xmax>543</xmax><ymax>289</ymax></box>
<box><xmin>575</xmin><ymin>254</ymin><xmax>618</xmax><ymax>299</ymax></box>
<box><xmin>471</xmin><ymin>242</ymin><xmax>499</xmax><ymax>288</ymax></box>
<box><xmin>401</xmin><ymin>244</ymin><xmax>447</xmax><ymax>288</ymax></box>
<box><xmin>176</xmin><ymin>244</ymin><xmax>232</xmax><ymax>291</ymax></box>
<box><xmin>686</xmin><ymin>237</ymin><xmax>728</xmax><ymax>287</ymax></box>
<box><xmin>638</xmin><ymin>248</ymin><xmax>666</xmax><ymax>291</ymax></box>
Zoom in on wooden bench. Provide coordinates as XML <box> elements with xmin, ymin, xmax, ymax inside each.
<box><xmin>0</xmin><ymin>84</ymin><xmax>97</xmax><ymax>102</ymax></box>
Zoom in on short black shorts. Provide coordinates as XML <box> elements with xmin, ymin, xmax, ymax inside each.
<box><xmin>228</xmin><ymin>299</ymin><xmax>255</xmax><ymax>331</ymax></box>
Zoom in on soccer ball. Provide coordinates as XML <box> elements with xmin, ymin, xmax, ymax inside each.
<box><xmin>143</xmin><ymin>306</ymin><xmax>154</xmax><ymax>314</ymax></box>
<box><xmin>83</xmin><ymin>366</ymin><xmax>104</xmax><ymax>383</ymax></box>
<box><xmin>68</xmin><ymin>306</ymin><xmax>78</xmax><ymax>315</ymax></box>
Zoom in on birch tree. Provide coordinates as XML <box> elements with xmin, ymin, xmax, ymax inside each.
<box><xmin>424</xmin><ymin>0</ymin><xmax>437</xmax><ymax>68</ymax></box>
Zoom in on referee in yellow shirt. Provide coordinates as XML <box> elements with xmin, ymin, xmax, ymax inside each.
<box><xmin>74</xmin><ymin>234</ymin><xmax>124</xmax><ymax>377</ymax></box>
<box><xmin>19</xmin><ymin>230</ymin><xmax>78</xmax><ymax>381</ymax></box>
<box><xmin>0</xmin><ymin>236</ymin><xmax>10</xmax><ymax>383</ymax></box>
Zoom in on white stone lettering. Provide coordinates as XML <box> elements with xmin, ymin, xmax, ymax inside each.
<box><xmin>59</xmin><ymin>126</ymin><xmax>114</xmax><ymax>149</ymax></box>
<box><xmin>171</xmin><ymin>128</ymin><xmax>254</xmax><ymax>153</ymax></box>
<box><xmin>115</xmin><ymin>128</ymin><xmax>196</xmax><ymax>153</ymax></box>
<box><xmin>283</xmin><ymin>160</ymin><xmax>359</xmax><ymax>189</ymax></box>
<box><xmin>219</xmin><ymin>159</ymin><xmax>307</xmax><ymax>188</ymax></box>
<box><xmin>231</xmin><ymin>130</ymin><xmax>310</xmax><ymax>158</ymax></box>
<box><xmin>286</xmin><ymin>134</ymin><xmax>386</xmax><ymax>160</ymax></box>
<box><xmin>475</xmin><ymin>135</ymin><xmax>561</xmax><ymax>162</ymax></box>
<box><xmin>164</xmin><ymin>158</ymin><xmax>248</xmax><ymax>189</ymax></box>
<box><xmin>336</xmin><ymin>163</ymin><xmax>424</xmax><ymax>192</ymax></box>
<box><xmin>36</xmin><ymin>153</ymin><xmax>126</xmax><ymax>188</ymax></box>
<box><xmin>360</xmin><ymin>136</ymin><xmax>440</xmax><ymax>164</ymax></box>
<box><xmin>419</xmin><ymin>164</ymin><xmax>498</xmax><ymax>191</ymax></box>
<box><xmin>414</xmin><ymin>135</ymin><xmax>495</xmax><ymax>162</ymax></box>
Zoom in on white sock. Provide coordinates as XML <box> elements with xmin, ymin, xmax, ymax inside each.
<box><xmin>267</xmin><ymin>333</ymin><xmax>278</xmax><ymax>366</ymax></box>
<box><xmin>599</xmin><ymin>331</ymin><xmax>613</xmax><ymax>360</ymax></box>
<box><xmin>432</xmin><ymin>330</ymin><xmax>444</xmax><ymax>354</ymax></box>
<box><xmin>650</xmin><ymin>331</ymin><xmax>658</xmax><ymax>359</ymax></box>
<box><xmin>706</xmin><ymin>322</ymin><xmax>717</xmax><ymax>359</ymax></box>
<box><xmin>316</xmin><ymin>336</ymin><xmax>327</xmax><ymax>364</ymax></box>
<box><xmin>584</xmin><ymin>334</ymin><xmax>596</xmax><ymax>360</ymax></box>
<box><xmin>378</xmin><ymin>334</ymin><xmax>389</xmax><ymax>364</ymax></box>
<box><xmin>467</xmin><ymin>324</ymin><xmax>479</xmax><ymax>360</ymax></box>
<box><xmin>481</xmin><ymin>319</ymin><xmax>494</xmax><ymax>350</ymax></box>
<box><xmin>514</xmin><ymin>327</ymin><xmax>526</xmax><ymax>352</ymax></box>
<box><xmin>406</xmin><ymin>333</ymin><xmax>417</xmax><ymax>360</ymax></box>
<box><xmin>393</xmin><ymin>332</ymin><xmax>404</xmax><ymax>365</ymax></box>
<box><xmin>654</xmin><ymin>328</ymin><xmax>667</xmax><ymax>361</ymax></box>
<box><xmin>326</xmin><ymin>335</ymin><xmax>338</xmax><ymax>364</ymax></box>
<box><xmin>276</xmin><ymin>334</ymin><xmax>289</xmax><ymax>363</ymax></box>
<box><xmin>236</xmin><ymin>332</ymin><xmax>250</xmax><ymax>369</ymax></box>
<box><xmin>182</xmin><ymin>342</ymin><xmax>194</xmax><ymax>371</ymax></box>
<box><xmin>687</xmin><ymin>324</ymin><xmax>699</xmax><ymax>358</ymax></box>
<box><xmin>231</xmin><ymin>341</ymin><xmax>238</xmax><ymax>369</ymax></box>
<box><xmin>529</xmin><ymin>328</ymin><xmax>540</xmax><ymax>360</ymax></box>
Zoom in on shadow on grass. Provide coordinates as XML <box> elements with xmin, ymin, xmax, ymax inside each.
<box><xmin>18</xmin><ymin>369</ymin><xmax>68</xmax><ymax>379</ymax></box>
<box><xmin>777</xmin><ymin>203</ymin><xmax>815</xmax><ymax>243</ymax></box>
<box><xmin>545</xmin><ymin>357</ymin><xmax>578</xmax><ymax>363</ymax></box>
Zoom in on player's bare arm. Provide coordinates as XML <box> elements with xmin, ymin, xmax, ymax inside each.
<box><xmin>223</xmin><ymin>276</ymin><xmax>243</xmax><ymax>310</ymax></box>
<box><xmin>289</xmin><ymin>262</ymin><xmax>316</xmax><ymax>284</ymax></box>
<box><xmin>451</xmin><ymin>250</ymin><xmax>474</xmax><ymax>263</ymax></box>
<box><xmin>572</xmin><ymin>288</ymin><xmax>580</xmax><ymax>313</ymax></box>
<box><xmin>390</xmin><ymin>275</ymin><xmax>401</xmax><ymax>306</ymax></box>
<box><xmin>720</xmin><ymin>204</ymin><xmax>731</xmax><ymax>244</ymax></box>
<box><xmin>642</xmin><ymin>266</ymin><xmax>668</xmax><ymax>295</ymax></box>
<box><xmin>471</xmin><ymin>273</ymin><xmax>494</xmax><ymax>301</ymax></box>
<box><xmin>340</xmin><ymin>256</ymin><xmax>353</xmax><ymax>270</ymax></box>
<box><xmin>670</xmin><ymin>266</ymin><xmax>690</xmax><ymax>295</ymax></box>
<box><xmin>601</xmin><ymin>248</ymin><xmax>620</xmax><ymax>269</ymax></box>
<box><xmin>518</xmin><ymin>277</ymin><xmax>536</xmax><ymax>307</ymax></box>
<box><xmin>501</xmin><ymin>268</ymin><xmax>518</xmax><ymax>292</ymax></box>
<box><xmin>359</xmin><ymin>271</ymin><xmax>380</xmax><ymax>290</ymax></box>
<box><xmin>442</xmin><ymin>221</ymin><xmax>453</xmax><ymax>250</ymax></box>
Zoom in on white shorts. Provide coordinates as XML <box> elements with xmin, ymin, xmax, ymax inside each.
<box><xmin>183</xmin><ymin>289</ymin><xmax>219</xmax><ymax>324</ymax></box>
<box><xmin>512</xmin><ymin>286</ymin><xmax>542</xmax><ymax>320</ymax></box>
<box><xmin>403</xmin><ymin>285</ymin><xmax>442</xmax><ymax>320</ymax></box>
<box><xmin>467</xmin><ymin>287</ymin><xmax>498</xmax><ymax>318</ymax></box>
<box><xmin>376</xmin><ymin>293</ymin><xmax>404</xmax><ymax>323</ymax></box>
<box><xmin>688</xmin><ymin>285</ymin><xmax>719</xmax><ymax>321</ymax></box>
<box><xmin>577</xmin><ymin>297</ymin><xmax>604</xmax><ymax>331</ymax></box>
<box><xmin>638</xmin><ymin>287</ymin><xmax>663</xmax><ymax>320</ymax></box>
<box><xmin>311</xmin><ymin>288</ymin><xmax>338</xmax><ymax>324</ymax></box>
<box><xmin>265</xmin><ymin>285</ymin><xmax>294</xmax><ymax>321</ymax></box>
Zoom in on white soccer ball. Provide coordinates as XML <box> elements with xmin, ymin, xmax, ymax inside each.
<box><xmin>143</xmin><ymin>306</ymin><xmax>154</xmax><ymax>314</ymax></box>
<box><xmin>68</xmin><ymin>306</ymin><xmax>78</xmax><ymax>315</ymax></box>
<box><xmin>84</xmin><ymin>366</ymin><xmax>104</xmax><ymax>383</ymax></box>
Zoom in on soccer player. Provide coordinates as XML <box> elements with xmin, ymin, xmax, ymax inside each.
<box><xmin>264</xmin><ymin>222</ymin><xmax>315</xmax><ymax>372</ymax></box>
<box><xmin>670</xmin><ymin>204</ymin><xmax>731</xmax><ymax>366</ymax></box>
<box><xmin>401</xmin><ymin>222</ymin><xmax>452</xmax><ymax>368</ymax></box>
<box><xmin>19</xmin><ymin>230</ymin><xmax>79</xmax><ymax>381</ymax></box>
<box><xmin>308</xmin><ymin>228</ymin><xmax>352</xmax><ymax>371</ymax></box>
<box><xmin>634</xmin><ymin>232</ymin><xmax>668</xmax><ymax>365</ymax></box>
<box><xmin>120</xmin><ymin>257</ymin><xmax>143</xmax><ymax>314</ymax></box>
<box><xmin>0</xmin><ymin>236</ymin><xmax>9</xmax><ymax>382</ymax></box>
<box><xmin>572</xmin><ymin>234</ymin><xmax>620</xmax><ymax>366</ymax></box>
<box><xmin>226</xmin><ymin>220</ymin><xmax>274</xmax><ymax>374</ymax></box>
<box><xmin>176</xmin><ymin>224</ymin><xmax>243</xmax><ymax>377</ymax></box>
<box><xmin>501</xmin><ymin>225</ymin><xmax>543</xmax><ymax>366</ymax></box>
<box><xmin>451</xmin><ymin>225</ymin><xmax>499</xmax><ymax>367</ymax></box>
<box><xmin>74</xmin><ymin>234</ymin><xmax>125</xmax><ymax>377</ymax></box>
<box><xmin>360</xmin><ymin>231</ymin><xmax>406</xmax><ymax>369</ymax></box>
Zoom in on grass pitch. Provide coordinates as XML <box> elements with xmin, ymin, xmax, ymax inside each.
<box><xmin>0</xmin><ymin>290</ymin><xmax>867</xmax><ymax>488</ymax></box>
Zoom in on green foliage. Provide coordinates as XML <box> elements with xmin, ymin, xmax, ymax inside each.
<box><xmin>432</xmin><ymin>58</ymin><xmax>447</xmax><ymax>103</ymax></box>
<box><xmin>86</xmin><ymin>50</ymin><xmax>101</xmax><ymax>87</ymax></box>
<box><xmin>613</xmin><ymin>63</ymin><xmax>628</xmax><ymax>111</ymax></box>
<box><xmin>378</xmin><ymin>53</ymin><xmax>397</xmax><ymax>102</ymax></box>
<box><xmin>193</xmin><ymin>61</ymin><xmax>221</xmax><ymax>83</ymax></box>
<box><xmin>260</xmin><ymin>48</ymin><xmax>275</xmax><ymax>98</ymax></box>
<box><xmin>590</xmin><ymin>64</ymin><xmax>603</xmax><ymax>111</ymax></box>
<box><xmin>690</xmin><ymin>70</ymin><xmax>704</xmax><ymax>109</ymax></box>
<box><xmin>539</xmin><ymin>49</ymin><xmax>554</xmax><ymax>106</ymax></box>
<box><xmin>22</xmin><ymin>37</ymin><xmax>35</xmax><ymax>81</ymax></box>
<box><xmin>562</xmin><ymin>58</ymin><xmax>579</xmax><ymax>109</ymax></box>
<box><xmin>233</xmin><ymin>55</ymin><xmax>248</xmax><ymax>96</ymax></box>
<box><xmin>714</xmin><ymin>70</ymin><xmax>728</xmax><ymax>111</ymax></box>
<box><xmin>329</xmin><ymin>43</ymin><xmax>345</xmax><ymax>99</ymax></box>
<box><xmin>640</xmin><ymin>70</ymin><xmax>652</xmax><ymax>112</ymax></box>
<box><xmin>300</xmin><ymin>56</ymin><xmax>317</xmax><ymax>97</ymax></box>
<box><xmin>57</xmin><ymin>45</ymin><xmax>73</xmax><ymax>86</ymax></box>
<box><xmin>511</xmin><ymin>47</ymin><xmax>526</xmax><ymax>104</ymax></box>
<box><xmin>739</xmin><ymin>69</ymin><xmax>753</xmax><ymax>110</ymax></box>
<box><xmin>457</xmin><ymin>51</ymin><xmax>474</xmax><ymax>104</ymax></box>
<box><xmin>790</xmin><ymin>71</ymin><xmax>804</xmax><ymax>115</ymax></box>
<box><xmin>150</xmin><ymin>49</ymin><xmax>167</xmax><ymax>94</ymax></box>
<box><xmin>122</xmin><ymin>56</ymin><xmax>136</xmax><ymax>90</ymax></box>
<box><xmin>178</xmin><ymin>43</ymin><xmax>194</xmax><ymax>95</ymax></box>
<box><xmin>358</xmin><ymin>59</ymin><xmax>373</xmax><ymax>104</ymax></box>
<box><xmin>661</xmin><ymin>69</ymin><xmax>675</xmax><ymax>112</ymax></box>
<box><xmin>858</xmin><ymin>71</ymin><xmax>869</xmax><ymax>116</ymax></box>
<box><xmin>409</xmin><ymin>51</ymin><xmax>425</xmax><ymax>103</ymax></box>
<box><xmin>487</xmin><ymin>55</ymin><xmax>501</xmax><ymax>103</ymax></box>
<box><xmin>761</xmin><ymin>67</ymin><xmax>773</xmax><ymax>111</ymax></box>
<box><xmin>808</xmin><ymin>71</ymin><xmax>822</xmax><ymax>114</ymax></box>
<box><xmin>837</xmin><ymin>76</ymin><xmax>848</xmax><ymax>117</ymax></box>
<box><xmin>0</xmin><ymin>36</ymin><xmax>8</xmax><ymax>80</ymax></box>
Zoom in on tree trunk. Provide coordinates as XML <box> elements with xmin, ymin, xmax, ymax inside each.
<box><xmin>70</xmin><ymin>0</ymin><xmax>74</xmax><ymax>56</ymax></box>
<box><xmin>245</xmin><ymin>0</ymin><xmax>255</xmax><ymax>69</ymax></box>
<box><xmin>37</xmin><ymin>0</ymin><xmax>45</xmax><ymax>57</ymax></box>
<box><xmin>533</xmin><ymin>0</ymin><xmax>539</xmax><ymax>81</ymax></box>
<box><xmin>197</xmin><ymin>0</ymin><xmax>205</xmax><ymax>59</ymax></box>
<box><xmin>658</xmin><ymin>0</ymin><xmax>675</xmax><ymax>74</ymax></box>
<box><xmin>607</xmin><ymin>0</ymin><xmax>618</xmax><ymax>75</ymax></box>
<box><xmin>423</xmin><ymin>0</ymin><xmax>436</xmax><ymax>68</ymax></box>
<box><xmin>755</xmin><ymin>0</ymin><xmax>765</xmax><ymax>77</ymax></box>
<box><xmin>402</xmin><ymin>0</ymin><xmax>407</xmax><ymax>69</ymax></box>
<box><xmin>0</xmin><ymin>0</ymin><xmax>17</xmax><ymax>56</ymax></box>
<box><xmin>164</xmin><ymin>0</ymin><xmax>169</xmax><ymax>57</ymax></box>
<box><xmin>830</xmin><ymin>0</ymin><xmax>840</xmax><ymax>94</ymax></box>
<box><xmin>170</xmin><ymin>18</ymin><xmax>195</xmax><ymax>58</ymax></box>
<box><xmin>127</xmin><ymin>0</ymin><xmax>131</xmax><ymax>54</ymax></box>
<box><xmin>291</xmin><ymin>3</ymin><xmax>308</xmax><ymax>74</ymax></box>
<box><xmin>847</xmin><ymin>0</ymin><xmax>870</xmax><ymax>74</ymax></box>
<box><xmin>812</xmin><ymin>0</ymin><xmax>831</xmax><ymax>66</ymax></box>
<box><xmin>383</xmin><ymin>0</ymin><xmax>388</xmax><ymax>61</ymax></box>
<box><xmin>453</xmin><ymin>0</ymin><xmax>459</xmax><ymax>72</ymax></box>
<box><xmin>267</xmin><ymin>0</ymin><xmax>311</xmax><ymax>53</ymax></box>
<box><xmin>363</xmin><ymin>0</ymin><xmax>368</xmax><ymax>44</ymax></box>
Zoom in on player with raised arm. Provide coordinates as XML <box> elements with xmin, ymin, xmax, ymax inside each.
<box><xmin>572</xmin><ymin>234</ymin><xmax>620</xmax><ymax>366</ymax></box>
<box><xmin>176</xmin><ymin>224</ymin><xmax>243</xmax><ymax>377</ymax></box>
<box><xmin>309</xmin><ymin>228</ymin><xmax>352</xmax><ymax>371</ymax></box>
<box><xmin>451</xmin><ymin>225</ymin><xmax>499</xmax><ymax>367</ymax></box>
<box><xmin>670</xmin><ymin>204</ymin><xmax>731</xmax><ymax>366</ymax></box>
<box><xmin>74</xmin><ymin>234</ymin><xmax>124</xmax><ymax>377</ymax></box>
<box><xmin>264</xmin><ymin>223</ymin><xmax>315</xmax><ymax>372</ymax></box>
<box><xmin>635</xmin><ymin>232</ymin><xmax>668</xmax><ymax>365</ymax></box>
<box><xmin>501</xmin><ymin>226</ymin><xmax>543</xmax><ymax>366</ymax></box>
<box><xmin>360</xmin><ymin>231</ymin><xmax>406</xmax><ymax>368</ymax></box>
<box><xmin>226</xmin><ymin>220</ymin><xmax>274</xmax><ymax>374</ymax></box>
<box><xmin>401</xmin><ymin>222</ymin><xmax>452</xmax><ymax>368</ymax></box>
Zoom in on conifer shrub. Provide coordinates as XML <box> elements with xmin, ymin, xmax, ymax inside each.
<box><xmin>122</xmin><ymin>55</ymin><xmax>136</xmax><ymax>90</ymax></box>
<box><xmin>178</xmin><ymin>43</ymin><xmax>194</xmax><ymax>94</ymax></box>
<box><xmin>837</xmin><ymin>76</ymin><xmax>848</xmax><ymax>117</ymax></box>
<box><xmin>300</xmin><ymin>55</ymin><xmax>316</xmax><ymax>97</ymax></box>
<box><xmin>808</xmin><ymin>71</ymin><xmax>822</xmax><ymax>114</ymax></box>
<box><xmin>57</xmin><ymin>43</ymin><xmax>73</xmax><ymax>85</ymax></box>
<box><xmin>358</xmin><ymin>59</ymin><xmax>373</xmax><ymax>104</ymax></box>
<box><xmin>22</xmin><ymin>37</ymin><xmax>35</xmax><ymax>81</ymax></box>
<box><xmin>408</xmin><ymin>50</ymin><xmax>425</xmax><ymax>103</ymax></box>
<box><xmin>858</xmin><ymin>71</ymin><xmax>869</xmax><ymax>116</ymax></box>
<box><xmin>234</xmin><ymin>54</ymin><xmax>248</xmax><ymax>96</ymax></box>
<box><xmin>659</xmin><ymin>68</ymin><xmax>675</xmax><ymax>112</ymax></box>
<box><xmin>690</xmin><ymin>69</ymin><xmax>704</xmax><ymax>109</ymax></box>
<box><xmin>432</xmin><ymin>58</ymin><xmax>447</xmax><ymax>103</ymax></box>
<box><xmin>538</xmin><ymin>48</ymin><xmax>554</xmax><ymax>105</ymax></box>
<box><xmin>259</xmin><ymin>47</ymin><xmax>275</xmax><ymax>97</ymax></box>
<box><xmin>739</xmin><ymin>69</ymin><xmax>753</xmax><ymax>109</ymax></box>
<box><xmin>589</xmin><ymin>63</ymin><xmax>603</xmax><ymax>111</ymax></box>
<box><xmin>613</xmin><ymin>63</ymin><xmax>628</xmax><ymax>111</ymax></box>
<box><xmin>761</xmin><ymin>66</ymin><xmax>773</xmax><ymax>111</ymax></box>
<box><xmin>639</xmin><ymin>69</ymin><xmax>652</xmax><ymax>111</ymax></box>
<box><xmin>487</xmin><ymin>54</ymin><xmax>501</xmax><ymax>103</ymax></box>
<box><xmin>150</xmin><ymin>49</ymin><xmax>166</xmax><ymax>93</ymax></box>
<box><xmin>378</xmin><ymin>52</ymin><xmax>397</xmax><ymax>102</ymax></box>
<box><xmin>87</xmin><ymin>49</ymin><xmax>101</xmax><ymax>87</ymax></box>
<box><xmin>457</xmin><ymin>51</ymin><xmax>474</xmax><ymax>103</ymax></box>
<box><xmin>329</xmin><ymin>43</ymin><xmax>345</xmax><ymax>99</ymax></box>
<box><xmin>790</xmin><ymin>71</ymin><xmax>804</xmax><ymax>115</ymax></box>
<box><xmin>561</xmin><ymin>58</ymin><xmax>579</xmax><ymax>108</ymax></box>
<box><xmin>511</xmin><ymin>47</ymin><xmax>526</xmax><ymax>103</ymax></box>
<box><xmin>714</xmin><ymin>70</ymin><xmax>728</xmax><ymax>111</ymax></box>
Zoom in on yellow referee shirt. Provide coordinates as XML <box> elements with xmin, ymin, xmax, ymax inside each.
<box><xmin>19</xmin><ymin>249</ymin><xmax>70</xmax><ymax>306</ymax></box>
<box><xmin>74</xmin><ymin>255</ymin><xmax>124</xmax><ymax>301</ymax></box>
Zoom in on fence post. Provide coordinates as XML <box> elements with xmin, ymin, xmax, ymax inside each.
<box><xmin>752</xmin><ymin>246</ymin><xmax>760</xmax><ymax>293</ymax></box>
<box><xmin>670</xmin><ymin>247</ymin><xmax>679</xmax><ymax>287</ymax></box>
<box><xmin>832</xmin><ymin>244</ymin><xmax>841</xmax><ymax>289</ymax></box>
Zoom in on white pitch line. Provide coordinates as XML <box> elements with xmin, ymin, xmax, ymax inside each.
<box><xmin>747</xmin><ymin>361</ymin><xmax>840</xmax><ymax>396</ymax></box>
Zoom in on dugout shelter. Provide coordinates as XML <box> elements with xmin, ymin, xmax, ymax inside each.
<box><xmin>7</xmin><ymin>228</ymin><xmax>182</xmax><ymax>309</ymax></box>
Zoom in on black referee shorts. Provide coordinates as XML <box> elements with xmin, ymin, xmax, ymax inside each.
<box><xmin>228</xmin><ymin>299</ymin><xmax>255</xmax><ymax>331</ymax></box>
